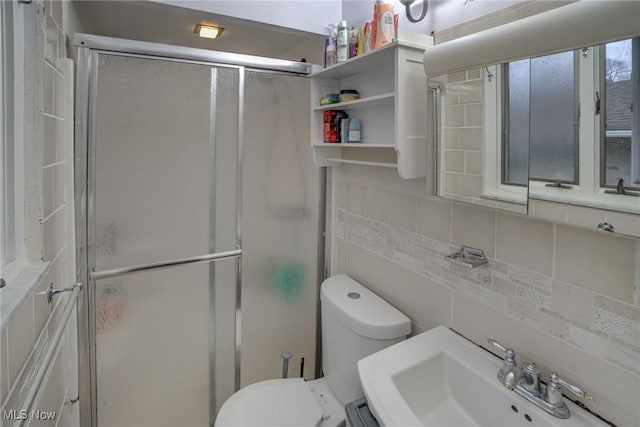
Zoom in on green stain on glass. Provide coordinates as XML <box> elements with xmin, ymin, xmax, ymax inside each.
<box><xmin>272</xmin><ymin>262</ymin><xmax>306</xmax><ymax>301</ymax></box>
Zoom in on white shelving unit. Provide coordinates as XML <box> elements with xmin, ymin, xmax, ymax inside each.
<box><xmin>309</xmin><ymin>31</ymin><xmax>433</xmax><ymax>179</ymax></box>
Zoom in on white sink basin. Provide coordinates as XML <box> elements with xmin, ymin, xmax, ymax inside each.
<box><xmin>358</xmin><ymin>326</ymin><xmax>606</xmax><ymax>427</ymax></box>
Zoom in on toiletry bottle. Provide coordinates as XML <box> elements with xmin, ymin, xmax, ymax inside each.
<box><xmin>323</xmin><ymin>38</ymin><xmax>329</xmax><ymax>67</ymax></box>
<box><xmin>336</xmin><ymin>111</ymin><xmax>349</xmax><ymax>143</ymax></box>
<box><xmin>375</xmin><ymin>0</ymin><xmax>395</xmax><ymax>48</ymax></box>
<box><xmin>337</xmin><ymin>20</ymin><xmax>349</xmax><ymax>63</ymax></box>
<box><xmin>326</xmin><ymin>42</ymin><xmax>337</xmax><ymax>67</ymax></box>
<box><xmin>348</xmin><ymin>118</ymin><xmax>361</xmax><ymax>142</ymax></box>
<box><xmin>326</xmin><ymin>24</ymin><xmax>338</xmax><ymax>67</ymax></box>
<box><xmin>349</xmin><ymin>27</ymin><xmax>358</xmax><ymax>58</ymax></box>
<box><xmin>370</xmin><ymin>3</ymin><xmax>378</xmax><ymax>51</ymax></box>
<box><xmin>358</xmin><ymin>24</ymin><xmax>366</xmax><ymax>55</ymax></box>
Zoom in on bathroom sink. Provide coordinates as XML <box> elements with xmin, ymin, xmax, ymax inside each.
<box><xmin>358</xmin><ymin>326</ymin><xmax>607</xmax><ymax>427</ymax></box>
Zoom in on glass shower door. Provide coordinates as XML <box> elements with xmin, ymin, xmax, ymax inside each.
<box><xmin>89</xmin><ymin>54</ymin><xmax>239</xmax><ymax>426</ymax></box>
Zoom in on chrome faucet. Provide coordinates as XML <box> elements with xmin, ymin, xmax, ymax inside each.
<box><xmin>486</xmin><ymin>338</ymin><xmax>519</xmax><ymax>390</ymax></box>
<box><xmin>487</xmin><ymin>339</ymin><xmax>594</xmax><ymax>419</ymax></box>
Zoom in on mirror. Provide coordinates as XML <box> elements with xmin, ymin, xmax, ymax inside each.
<box><xmin>428</xmin><ymin>66</ymin><xmax>529</xmax><ymax>215</ymax></box>
<box><xmin>525</xmin><ymin>38</ymin><xmax>640</xmax><ymax>237</ymax></box>
<box><xmin>424</xmin><ymin>1</ymin><xmax>640</xmax><ymax>235</ymax></box>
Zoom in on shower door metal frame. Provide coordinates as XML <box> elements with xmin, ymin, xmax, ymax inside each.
<box><xmin>74</xmin><ymin>34</ymin><xmax>312</xmax><ymax>427</ymax></box>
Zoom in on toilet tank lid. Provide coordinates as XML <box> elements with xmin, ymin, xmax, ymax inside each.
<box><xmin>321</xmin><ymin>274</ymin><xmax>410</xmax><ymax>340</ymax></box>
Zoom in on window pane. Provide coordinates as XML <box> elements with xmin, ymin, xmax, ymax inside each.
<box><xmin>529</xmin><ymin>51</ymin><xmax>576</xmax><ymax>182</ymax></box>
<box><xmin>503</xmin><ymin>51</ymin><xmax>576</xmax><ymax>185</ymax></box>
<box><xmin>504</xmin><ymin>59</ymin><xmax>530</xmax><ymax>185</ymax></box>
<box><xmin>603</xmin><ymin>38</ymin><xmax>638</xmax><ymax>189</ymax></box>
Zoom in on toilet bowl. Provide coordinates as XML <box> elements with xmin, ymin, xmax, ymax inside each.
<box><xmin>215</xmin><ymin>274</ymin><xmax>410</xmax><ymax>427</ymax></box>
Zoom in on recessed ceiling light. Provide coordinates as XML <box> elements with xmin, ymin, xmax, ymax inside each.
<box><xmin>194</xmin><ymin>24</ymin><xmax>224</xmax><ymax>40</ymax></box>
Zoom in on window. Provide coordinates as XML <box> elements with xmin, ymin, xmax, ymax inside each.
<box><xmin>487</xmin><ymin>37</ymin><xmax>640</xmax><ymax>212</ymax></box>
<box><xmin>502</xmin><ymin>51</ymin><xmax>577</xmax><ymax>186</ymax></box>
<box><xmin>1</xmin><ymin>0</ymin><xmax>30</xmax><ymax>284</ymax></box>
<box><xmin>601</xmin><ymin>37</ymin><xmax>639</xmax><ymax>190</ymax></box>
<box><xmin>1</xmin><ymin>0</ymin><xmax>16</xmax><ymax>268</ymax></box>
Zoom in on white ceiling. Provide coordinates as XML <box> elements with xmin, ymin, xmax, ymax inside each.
<box><xmin>71</xmin><ymin>1</ymin><xmax>326</xmax><ymax>63</ymax></box>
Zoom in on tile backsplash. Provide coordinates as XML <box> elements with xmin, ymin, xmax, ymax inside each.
<box><xmin>332</xmin><ymin>164</ymin><xmax>640</xmax><ymax>426</ymax></box>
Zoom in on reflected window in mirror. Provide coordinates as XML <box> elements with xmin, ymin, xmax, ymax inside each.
<box><xmin>482</xmin><ymin>37</ymin><xmax>640</xmax><ymax>213</ymax></box>
<box><xmin>602</xmin><ymin>37</ymin><xmax>639</xmax><ymax>191</ymax></box>
<box><xmin>503</xmin><ymin>51</ymin><xmax>577</xmax><ymax>186</ymax></box>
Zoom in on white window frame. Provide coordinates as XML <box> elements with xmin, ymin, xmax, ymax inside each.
<box><xmin>2</xmin><ymin>1</ymin><xmax>31</xmax><ymax>285</ymax></box>
<box><xmin>482</xmin><ymin>64</ymin><xmax>528</xmax><ymax>206</ymax></box>
<box><xmin>483</xmin><ymin>44</ymin><xmax>640</xmax><ymax>215</ymax></box>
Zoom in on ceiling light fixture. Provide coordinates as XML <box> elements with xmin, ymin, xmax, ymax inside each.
<box><xmin>194</xmin><ymin>24</ymin><xmax>224</xmax><ymax>40</ymax></box>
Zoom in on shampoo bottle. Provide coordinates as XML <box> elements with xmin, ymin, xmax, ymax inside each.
<box><xmin>337</xmin><ymin>20</ymin><xmax>349</xmax><ymax>63</ymax></box>
<box><xmin>375</xmin><ymin>0</ymin><xmax>395</xmax><ymax>48</ymax></box>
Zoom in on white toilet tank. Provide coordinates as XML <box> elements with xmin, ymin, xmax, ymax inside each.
<box><xmin>320</xmin><ymin>274</ymin><xmax>410</xmax><ymax>405</ymax></box>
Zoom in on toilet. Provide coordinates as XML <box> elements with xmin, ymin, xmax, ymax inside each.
<box><xmin>215</xmin><ymin>274</ymin><xmax>411</xmax><ymax>427</ymax></box>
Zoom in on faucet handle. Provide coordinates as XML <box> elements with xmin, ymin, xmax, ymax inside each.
<box><xmin>487</xmin><ymin>338</ymin><xmax>519</xmax><ymax>390</ymax></box>
<box><xmin>548</xmin><ymin>373</ymin><xmax>594</xmax><ymax>403</ymax></box>
<box><xmin>487</xmin><ymin>338</ymin><xmax>516</xmax><ymax>365</ymax></box>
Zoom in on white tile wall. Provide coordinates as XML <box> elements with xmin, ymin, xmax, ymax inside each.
<box><xmin>332</xmin><ymin>163</ymin><xmax>640</xmax><ymax>426</ymax></box>
<box><xmin>0</xmin><ymin>1</ymin><xmax>78</xmax><ymax>425</ymax></box>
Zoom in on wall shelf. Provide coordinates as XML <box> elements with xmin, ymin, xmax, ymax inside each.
<box><xmin>313</xmin><ymin>93</ymin><xmax>395</xmax><ymax>111</ymax></box>
<box><xmin>310</xmin><ymin>31</ymin><xmax>433</xmax><ymax>179</ymax></box>
<box><xmin>324</xmin><ymin>158</ymin><xmax>398</xmax><ymax>168</ymax></box>
<box><xmin>311</xmin><ymin>143</ymin><xmax>395</xmax><ymax>148</ymax></box>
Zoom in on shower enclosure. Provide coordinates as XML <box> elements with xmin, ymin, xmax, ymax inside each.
<box><xmin>75</xmin><ymin>35</ymin><xmax>322</xmax><ymax>426</ymax></box>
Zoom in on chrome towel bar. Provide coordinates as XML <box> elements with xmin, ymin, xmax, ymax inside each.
<box><xmin>16</xmin><ymin>283</ymin><xmax>82</xmax><ymax>427</ymax></box>
<box><xmin>89</xmin><ymin>248</ymin><xmax>242</xmax><ymax>281</ymax></box>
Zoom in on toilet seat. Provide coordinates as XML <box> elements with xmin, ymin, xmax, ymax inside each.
<box><xmin>215</xmin><ymin>378</ymin><xmax>325</xmax><ymax>427</ymax></box>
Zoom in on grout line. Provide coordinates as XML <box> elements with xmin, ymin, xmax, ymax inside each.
<box><xmin>41</xmin><ymin>112</ymin><xmax>64</xmax><ymax>121</ymax></box>
<box><xmin>39</xmin><ymin>203</ymin><xmax>65</xmax><ymax>225</ymax></box>
<box><xmin>42</xmin><ymin>160</ymin><xmax>65</xmax><ymax>170</ymax></box>
<box><xmin>551</xmin><ymin>223</ymin><xmax>557</xmax><ymax>280</ymax></box>
<box><xmin>44</xmin><ymin>58</ymin><xmax>65</xmax><ymax>78</ymax></box>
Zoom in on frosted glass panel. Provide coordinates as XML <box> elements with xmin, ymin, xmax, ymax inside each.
<box><xmin>241</xmin><ymin>72</ymin><xmax>319</xmax><ymax>385</ymax></box>
<box><xmin>92</xmin><ymin>54</ymin><xmax>240</xmax><ymax>424</ymax></box>
<box><xmin>529</xmin><ymin>51</ymin><xmax>576</xmax><ymax>182</ymax></box>
<box><xmin>95</xmin><ymin>263</ymin><xmax>211</xmax><ymax>426</ymax></box>
<box><xmin>93</xmin><ymin>55</ymin><xmax>212</xmax><ymax>270</ymax></box>
<box><xmin>504</xmin><ymin>59</ymin><xmax>531</xmax><ymax>185</ymax></box>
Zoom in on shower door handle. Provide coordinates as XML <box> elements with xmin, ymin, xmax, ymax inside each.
<box><xmin>89</xmin><ymin>248</ymin><xmax>242</xmax><ymax>281</ymax></box>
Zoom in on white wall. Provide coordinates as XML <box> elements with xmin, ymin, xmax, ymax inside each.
<box><xmin>0</xmin><ymin>1</ymin><xmax>79</xmax><ymax>425</ymax></box>
<box><xmin>152</xmin><ymin>0</ymin><xmax>342</xmax><ymax>35</ymax></box>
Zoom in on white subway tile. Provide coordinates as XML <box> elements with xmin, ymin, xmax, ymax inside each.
<box><xmin>417</xmin><ymin>197</ymin><xmax>451</xmax><ymax>243</ymax></box>
<box><xmin>464</xmin><ymin>103</ymin><xmax>482</xmax><ymax>126</ymax></box>
<box><xmin>497</xmin><ymin>213</ymin><xmax>553</xmax><ymax>275</ymax></box>
<box><xmin>555</xmin><ymin>225</ymin><xmax>635</xmax><ymax>303</ymax></box>
<box><xmin>7</xmin><ymin>297</ymin><xmax>34</xmax><ymax>387</ymax></box>
<box><xmin>445</xmin><ymin>150</ymin><xmax>465</xmax><ymax>173</ymax></box>
<box><xmin>464</xmin><ymin>150</ymin><xmax>482</xmax><ymax>174</ymax></box>
<box><xmin>1</xmin><ymin>329</ymin><xmax>8</xmax><ymax>405</ymax></box>
<box><xmin>446</xmin><ymin>105</ymin><xmax>465</xmax><ymax>127</ymax></box>
<box><xmin>459</xmin><ymin>127</ymin><xmax>483</xmax><ymax>150</ymax></box>
<box><xmin>364</xmin><ymin>187</ymin><xmax>388</xmax><ymax>223</ymax></box>
<box><xmin>451</xmin><ymin>203</ymin><xmax>495</xmax><ymax>256</ymax></box>
<box><xmin>551</xmin><ymin>280</ymin><xmax>594</xmax><ymax>326</ymax></box>
<box><xmin>388</xmin><ymin>193</ymin><xmax>416</xmax><ymax>232</ymax></box>
<box><xmin>346</xmin><ymin>184</ymin><xmax>364</xmax><ymax>215</ymax></box>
